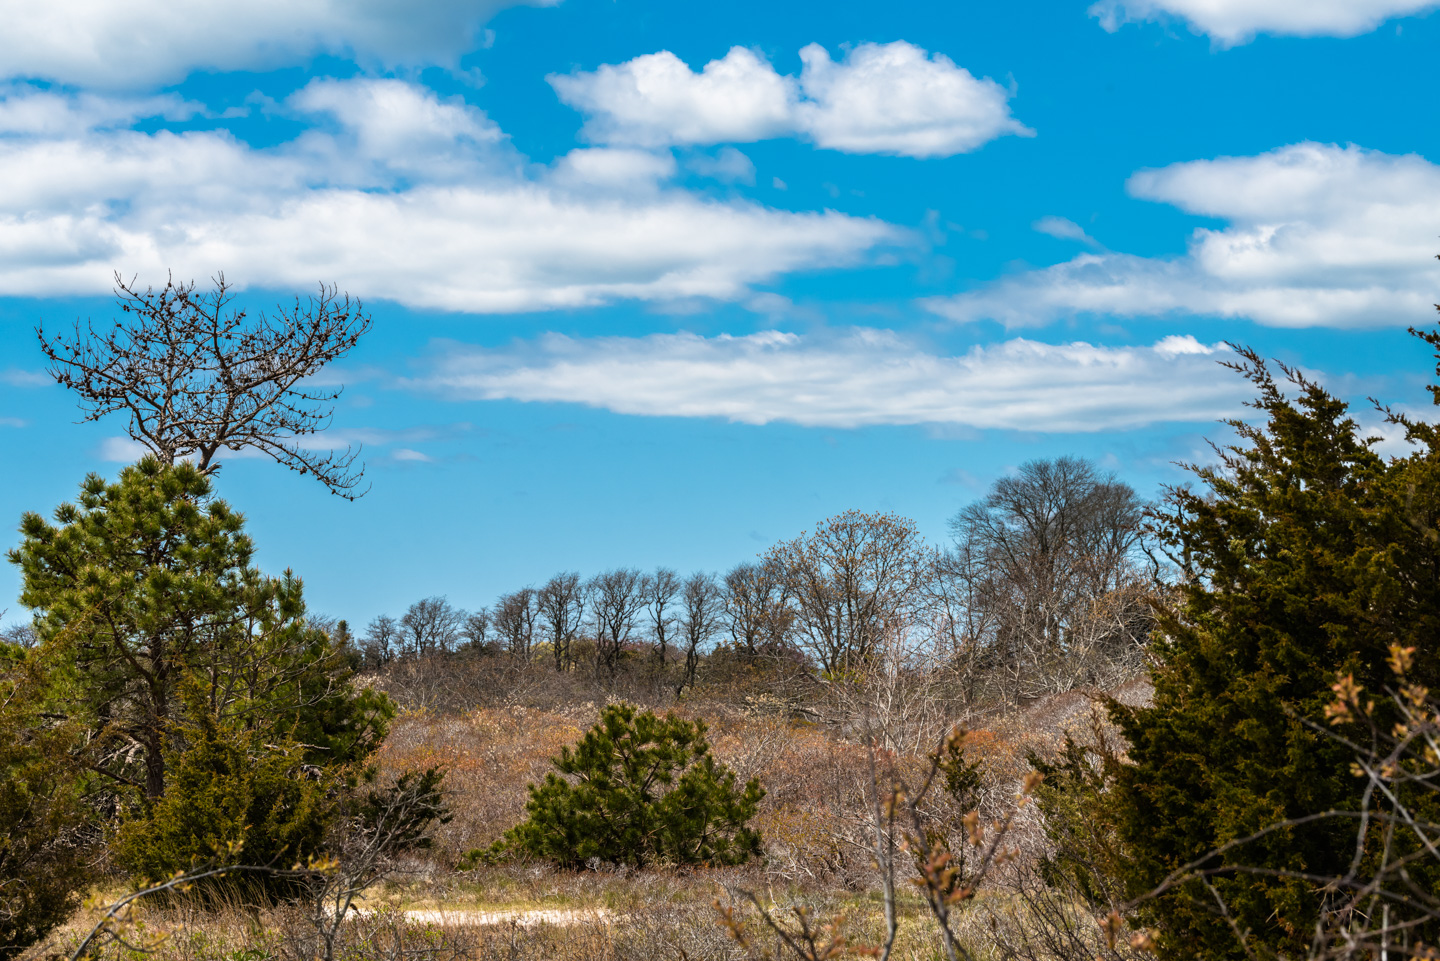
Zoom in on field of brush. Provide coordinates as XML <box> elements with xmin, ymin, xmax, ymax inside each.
<box><xmin>34</xmin><ymin>662</ymin><xmax>1152</xmax><ymax>961</ymax></box>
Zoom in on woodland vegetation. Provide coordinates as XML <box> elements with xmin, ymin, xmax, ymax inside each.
<box><xmin>3</xmin><ymin>277</ymin><xmax>1440</xmax><ymax>961</ymax></box>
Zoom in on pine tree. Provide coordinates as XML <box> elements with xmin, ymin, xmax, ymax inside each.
<box><xmin>8</xmin><ymin>457</ymin><xmax>392</xmax><ymax>804</ymax></box>
<box><xmin>502</xmin><ymin>703</ymin><xmax>763</xmax><ymax>868</ymax></box>
<box><xmin>112</xmin><ymin>704</ymin><xmax>333</xmax><ymax>890</ymax></box>
<box><xmin>7</xmin><ymin>458</ymin><xmax>394</xmax><ymax>895</ymax></box>
<box><xmin>1111</xmin><ymin>341</ymin><xmax>1440</xmax><ymax>958</ymax></box>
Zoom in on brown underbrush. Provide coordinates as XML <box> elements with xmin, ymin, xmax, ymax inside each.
<box><xmin>32</xmin><ymin>656</ymin><xmax>1149</xmax><ymax>961</ymax></box>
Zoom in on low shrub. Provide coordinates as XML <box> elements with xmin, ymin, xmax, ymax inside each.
<box><xmin>492</xmin><ymin>703</ymin><xmax>764</xmax><ymax>868</ymax></box>
<box><xmin>113</xmin><ymin>711</ymin><xmax>334</xmax><ymax>894</ymax></box>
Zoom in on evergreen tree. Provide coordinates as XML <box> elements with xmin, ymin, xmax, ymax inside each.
<box><xmin>1111</xmin><ymin>340</ymin><xmax>1440</xmax><ymax>958</ymax></box>
<box><xmin>8</xmin><ymin>457</ymin><xmax>392</xmax><ymax>804</ymax></box>
<box><xmin>502</xmin><ymin>703</ymin><xmax>763</xmax><ymax>868</ymax></box>
<box><xmin>112</xmin><ymin>702</ymin><xmax>333</xmax><ymax>889</ymax></box>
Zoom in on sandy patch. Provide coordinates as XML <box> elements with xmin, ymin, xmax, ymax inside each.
<box><xmin>391</xmin><ymin>907</ymin><xmax>612</xmax><ymax>928</ymax></box>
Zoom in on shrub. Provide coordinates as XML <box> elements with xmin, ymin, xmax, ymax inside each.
<box><xmin>0</xmin><ymin>651</ymin><xmax>90</xmax><ymax>958</ymax></box>
<box><xmin>498</xmin><ymin>703</ymin><xmax>764</xmax><ymax>868</ymax></box>
<box><xmin>1111</xmin><ymin>342</ymin><xmax>1440</xmax><ymax>958</ymax></box>
<box><xmin>113</xmin><ymin>709</ymin><xmax>334</xmax><ymax>894</ymax></box>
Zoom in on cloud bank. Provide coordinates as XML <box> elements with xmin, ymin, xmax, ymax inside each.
<box><xmin>0</xmin><ymin>78</ymin><xmax>902</xmax><ymax>310</ymax></box>
<box><xmin>415</xmin><ymin>329</ymin><xmax>1243</xmax><ymax>431</ymax></box>
<box><xmin>929</xmin><ymin>142</ymin><xmax>1440</xmax><ymax>329</ymax></box>
<box><xmin>550</xmin><ymin>41</ymin><xmax>1032</xmax><ymax>158</ymax></box>
<box><xmin>1091</xmin><ymin>0</ymin><xmax>1440</xmax><ymax>46</ymax></box>
<box><xmin>0</xmin><ymin>0</ymin><xmax>559</xmax><ymax>88</ymax></box>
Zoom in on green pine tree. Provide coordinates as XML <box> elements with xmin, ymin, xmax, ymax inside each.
<box><xmin>8</xmin><ymin>457</ymin><xmax>393</xmax><ymax>804</ymax></box>
<box><xmin>501</xmin><ymin>703</ymin><xmax>763</xmax><ymax>868</ymax></box>
<box><xmin>7</xmin><ymin>458</ymin><xmax>395</xmax><ymax>893</ymax></box>
<box><xmin>1111</xmin><ymin>339</ymin><xmax>1440</xmax><ymax>958</ymax></box>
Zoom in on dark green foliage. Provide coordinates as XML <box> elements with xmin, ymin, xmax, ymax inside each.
<box><xmin>0</xmin><ymin>644</ymin><xmax>91</xmax><ymax>958</ymax></box>
<box><xmin>936</xmin><ymin>731</ymin><xmax>982</xmax><ymax>811</ymax></box>
<box><xmin>1110</xmin><ymin>339</ymin><xmax>1440</xmax><ymax>959</ymax></box>
<box><xmin>8</xmin><ymin>457</ymin><xmax>393</xmax><ymax>804</ymax></box>
<box><xmin>1027</xmin><ymin>726</ymin><xmax>1130</xmax><ymax>914</ymax></box>
<box><xmin>112</xmin><ymin>708</ymin><xmax>333</xmax><ymax>892</ymax></box>
<box><xmin>7</xmin><ymin>458</ymin><xmax>395</xmax><ymax>895</ymax></box>
<box><xmin>502</xmin><ymin>703</ymin><xmax>763</xmax><ymax>868</ymax></box>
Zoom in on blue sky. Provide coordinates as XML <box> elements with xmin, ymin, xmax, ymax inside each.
<box><xmin>1</xmin><ymin>0</ymin><xmax>1437</xmax><ymax>627</ymax></box>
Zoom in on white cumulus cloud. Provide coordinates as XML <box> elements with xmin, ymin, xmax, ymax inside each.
<box><xmin>0</xmin><ymin>79</ymin><xmax>902</xmax><ymax>311</ymax></box>
<box><xmin>928</xmin><ymin>142</ymin><xmax>1440</xmax><ymax>329</ymax></box>
<box><xmin>412</xmin><ymin>329</ymin><xmax>1244</xmax><ymax>431</ymax></box>
<box><xmin>793</xmin><ymin>42</ymin><xmax>1033</xmax><ymax>157</ymax></box>
<box><xmin>1091</xmin><ymin>0</ymin><xmax>1440</xmax><ymax>46</ymax></box>
<box><xmin>550</xmin><ymin>41</ymin><xmax>1031</xmax><ymax>158</ymax></box>
<box><xmin>0</xmin><ymin>0</ymin><xmax>560</xmax><ymax>88</ymax></box>
<box><xmin>550</xmin><ymin>47</ymin><xmax>797</xmax><ymax>148</ymax></box>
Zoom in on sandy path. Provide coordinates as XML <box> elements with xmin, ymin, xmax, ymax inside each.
<box><xmin>390</xmin><ymin>907</ymin><xmax>612</xmax><ymax>928</ymax></box>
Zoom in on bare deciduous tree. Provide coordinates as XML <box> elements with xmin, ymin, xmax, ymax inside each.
<box><xmin>589</xmin><ymin>568</ymin><xmax>644</xmax><ymax>679</ymax></box>
<box><xmin>493</xmin><ymin>588</ymin><xmax>538</xmax><ymax>660</ymax></box>
<box><xmin>724</xmin><ymin>561</ymin><xmax>791</xmax><ymax>658</ymax></box>
<box><xmin>38</xmin><ymin>272</ymin><xmax>371</xmax><ymax>498</ymax></box>
<box><xmin>361</xmin><ymin>614</ymin><xmax>400</xmax><ymax>669</ymax></box>
<box><xmin>642</xmin><ymin>567</ymin><xmax>681</xmax><ymax>682</ymax></box>
<box><xmin>764</xmin><ymin>511</ymin><xmax>934</xmax><ymax>675</ymax></box>
<box><xmin>460</xmin><ymin>607</ymin><xmax>492</xmax><ymax>654</ymax></box>
<box><xmin>399</xmin><ymin>597</ymin><xmax>465</xmax><ymax>658</ymax></box>
<box><xmin>678</xmin><ymin>572</ymin><xmax>724</xmax><ymax>697</ymax></box>
<box><xmin>538</xmin><ymin>572</ymin><xmax>586</xmax><ymax>672</ymax></box>
<box><xmin>946</xmin><ymin>456</ymin><xmax>1152</xmax><ymax>704</ymax></box>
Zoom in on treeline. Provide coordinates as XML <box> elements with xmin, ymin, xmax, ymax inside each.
<box><xmin>353</xmin><ymin>456</ymin><xmax>1156</xmax><ymax>708</ymax></box>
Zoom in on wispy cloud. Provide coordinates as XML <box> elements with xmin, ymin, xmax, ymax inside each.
<box><xmin>98</xmin><ymin>437</ymin><xmax>149</xmax><ymax>462</ymax></box>
<box><xmin>1033</xmin><ymin>216</ymin><xmax>1101</xmax><ymax>247</ymax></box>
<box><xmin>410</xmin><ymin>328</ymin><xmax>1246</xmax><ymax>432</ymax></box>
<box><xmin>928</xmin><ymin>143</ymin><xmax>1440</xmax><ymax>329</ymax></box>
<box><xmin>550</xmin><ymin>41</ymin><xmax>1033</xmax><ymax>158</ymax></box>
<box><xmin>0</xmin><ymin>368</ymin><xmax>49</xmax><ymax>387</ymax></box>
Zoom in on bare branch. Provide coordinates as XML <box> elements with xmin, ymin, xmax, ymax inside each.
<box><xmin>38</xmin><ymin>272</ymin><xmax>372</xmax><ymax>499</ymax></box>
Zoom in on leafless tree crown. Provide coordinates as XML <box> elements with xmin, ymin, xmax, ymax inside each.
<box><xmin>493</xmin><ymin>588</ymin><xmax>539</xmax><ymax>659</ymax></box>
<box><xmin>38</xmin><ymin>272</ymin><xmax>373</xmax><ymax>498</ymax></box>
<box><xmin>588</xmin><ymin>568</ymin><xmax>644</xmax><ymax>678</ymax></box>
<box><xmin>538</xmin><ymin>572</ymin><xmax>587</xmax><ymax>672</ymax></box>
<box><xmin>399</xmin><ymin>596</ymin><xmax>465</xmax><ymax>657</ymax></box>
<box><xmin>764</xmin><ymin>510</ymin><xmax>935</xmax><ymax>675</ymax></box>
<box><xmin>942</xmin><ymin>455</ymin><xmax>1153</xmax><ymax>703</ymax></box>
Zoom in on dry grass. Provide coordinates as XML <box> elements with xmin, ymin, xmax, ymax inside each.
<box><xmin>30</xmin><ymin>663</ymin><xmax>1151</xmax><ymax>961</ymax></box>
<box><xmin>34</xmin><ymin>869</ymin><xmax>996</xmax><ymax>961</ymax></box>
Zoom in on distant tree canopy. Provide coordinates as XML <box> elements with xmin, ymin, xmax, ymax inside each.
<box><xmin>1111</xmin><ymin>338</ymin><xmax>1440</xmax><ymax>959</ymax></box>
<box><xmin>359</xmin><ymin>460</ymin><xmax>1158</xmax><ymax>710</ymax></box>
<box><xmin>39</xmin><ymin>272</ymin><xmax>371</xmax><ymax>499</ymax></box>
<box><xmin>763</xmin><ymin>510</ymin><xmax>934</xmax><ymax>676</ymax></box>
